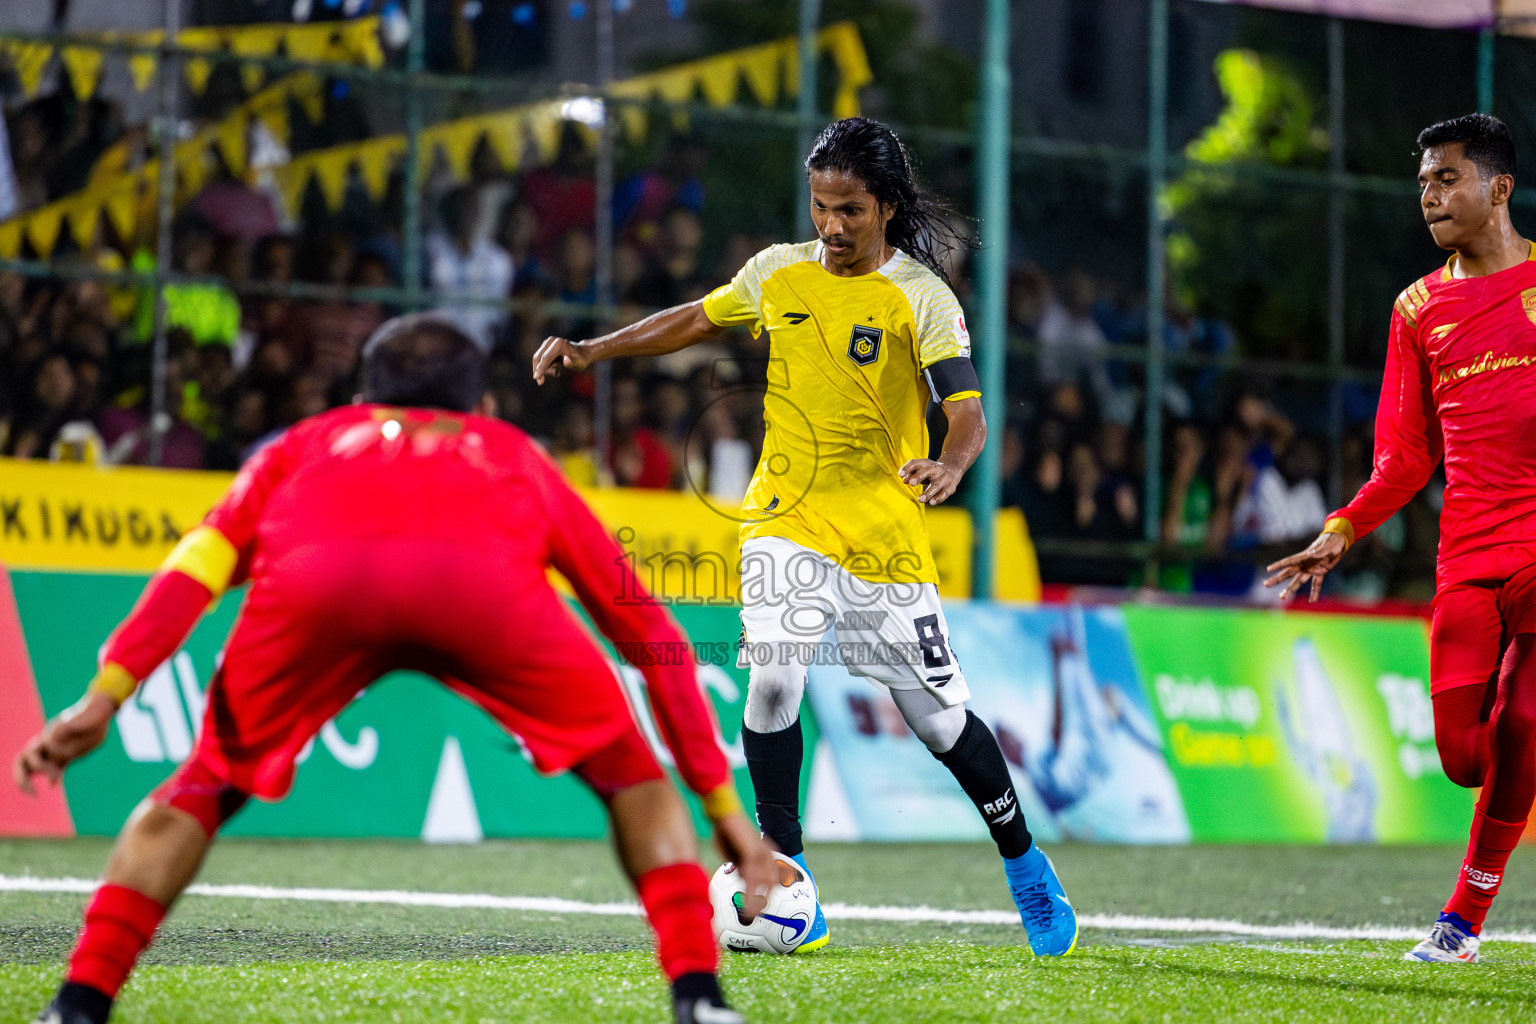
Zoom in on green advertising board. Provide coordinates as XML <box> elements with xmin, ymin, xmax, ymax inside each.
<box><xmin>12</xmin><ymin>570</ymin><xmax>813</xmax><ymax>840</ymax></box>
<box><xmin>1121</xmin><ymin>605</ymin><xmax>1469</xmax><ymax>843</ymax></box>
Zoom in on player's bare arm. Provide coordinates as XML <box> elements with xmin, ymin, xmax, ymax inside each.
<box><xmin>532</xmin><ymin>300</ymin><xmax>726</xmax><ymax>385</ymax></box>
<box><xmin>13</xmin><ymin>691</ymin><xmax>117</xmax><ymax>795</ymax></box>
<box><xmin>899</xmin><ymin>396</ymin><xmax>985</xmax><ymax>506</ymax></box>
<box><xmin>1264</xmin><ymin>529</ymin><xmax>1349</xmax><ymax>602</ymax></box>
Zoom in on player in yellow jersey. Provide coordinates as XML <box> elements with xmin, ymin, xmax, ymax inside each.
<box><xmin>534</xmin><ymin>118</ymin><xmax>1077</xmax><ymax>958</ymax></box>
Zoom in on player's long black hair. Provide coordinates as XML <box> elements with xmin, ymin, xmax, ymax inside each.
<box><xmin>805</xmin><ymin>117</ymin><xmax>977</xmax><ymax>284</ymax></box>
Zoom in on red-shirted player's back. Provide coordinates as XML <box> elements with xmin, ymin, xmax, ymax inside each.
<box><xmin>249</xmin><ymin>404</ymin><xmax>557</xmax><ymax>563</ymax></box>
<box><xmin>1403</xmin><ymin>246</ymin><xmax>1536</xmax><ymax>577</ymax></box>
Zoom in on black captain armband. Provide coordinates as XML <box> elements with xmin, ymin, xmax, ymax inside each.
<box><xmin>923</xmin><ymin>356</ymin><xmax>981</xmax><ymax>403</ymax></box>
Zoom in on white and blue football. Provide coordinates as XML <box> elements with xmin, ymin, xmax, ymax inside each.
<box><xmin>709</xmin><ymin>852</ymin><xmax>818</xmax><ymax>954</ymax></box>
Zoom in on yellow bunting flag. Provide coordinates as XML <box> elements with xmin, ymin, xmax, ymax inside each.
<box><xmin>340</xmin><ymin>18</ymin><xmax>385</xmax><ymax>69</ymax></box>
<box><xmin>215</xmin><ymin>115</ymin><xmax>249</xmax><ymax>175</ymax></box>
<box><xmin>231</xmin><ymin>25</ymin><xmax>284</xmax><ymax>93</ymax></box>
<box><xmin>697</xmin><ymin>54</ymin><xmax>739</xmax><ymax>108</ymax></box>
<box><xmin>179</xmin><ymin>27</ymin><xmax>222</xmax><ymax>53</ymax></box>
<box><xmin>0</xmin><ymin>220</ymin><xmax>22</xmax><ymax>260</ymax></box>
<box><xmin>480</xmin><ymin>113</ymin><xmax>523</xmax><ymax>173</ymax></box>
<box><xmin>524</xmin><ymin>104</ymin><xmax>563</xmax><ymax>164</ymax></box>
<box><xmin>128</xmin><ymin>52</ymin><xmax>158</xmax><ymax>92</ymax></box>
<box><xmin>26</xmin><ymin>204</ymin><xmax>64</xmax><ymax>259</ymax></box>
<box><xmin>104</xmin><ymin>185</ymin><xmax>138</xmax><ymax>245</ymax></box>
<box><xmin>183</xmin><ymin>57</ymin><xmax>213</xmax><ymax>95</ymax></box>
<box><xmin>649</xmin><ymin>68</ymin><xmax>697</xmax><ymax>105</ymax></box>
<box><xmin>433</xmin><ymin>122</ymin><xmax>481</xmax><ymax>182</ymax></box>
<box><xmin>60</xmin><ymin>46</ymin><xmax>105</xmax><ymax>101</ymax></box>
<box><xmin>274</xmin><ymin>163</ymin><xmax>311</xmax><ymax>218</ymax></box>
<box><xmin>739</xmin><ymin>43</ymin><xmax>782</xmax><ymax>106</ymax></box>
<box><xmin>311</xmin><ymin>149</ymin><xmax>353</xmax><ymax>211</ymax></box>
<box><xmin>7</xmin><ymin>41</ymin><xmax>54</xmax><ymax>98</ymax></box>
<box><xmin>66</xmin><ymin>202</ymin><xmax>102</xmax><ymax>250</ymax></box>
<box><xmin>356</xmin><ymin>138</ymin><xmax>401</xmax><ymax>201</ymax></box>
<box><xmin>617</xmin><ymin>104</ymin><xmax>648</xmax><ymax>146</ymax></box>
<box><xmin>283</xmin><ymin>23</ymin><xmax>336</xmax><ymax>64</ymax></box>
<box><xmin>822</xmin><ymin>22</ymin><xmax>873</xmax><ymax>119</ymax></box>
<box><xmin>178</xmin><ymin>25</ymin><xmax>220</xmax><ymax>92</ymax></box>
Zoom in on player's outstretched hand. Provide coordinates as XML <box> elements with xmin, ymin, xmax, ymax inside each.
<box><xmin>531</xmin><ymin>336</ymin><xmax>595</xmax><ymax>385</ymax></box>
<box><xmin>12</xmin><ymin>692</ymin><xmax>116</xmax><ymax>795</ymax></box>
<box><xmin>899</xmin><ymin>458</ymin><xmax>963</xmax><ymax>506</ymax></box>
<box><xmin>1264</xmin><ymin>531</ymin><xmax>1348</xmax><ymax>602</ymax></box>
<box><xmin>713</xmin><ymin>811</ymin><xmax>777</xmax><ymax>919</ymax></box>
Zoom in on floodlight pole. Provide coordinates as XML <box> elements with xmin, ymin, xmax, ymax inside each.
<box><xmin>594</xmin><ymin>0</ymin><xmax>616</xmax><ymax>469</ymax></box>
<box><xmin>967</xmin><ymin>0</ymin><xmax>1010</xmax><ymax>601</ymax></box>
<box><xmin>1477</xmin><ymin>26</ymin><xmax>1495</xmax><ymax>114</ymax></box>
<box><xmin>1326</xmin><ymin>18</ymin><xmax>1346</xmax><ymax>507</ymax></box>
<box><xmin>1141</xmin><ymin>0</ymin><xmax>1170</xmax><ymax>558</ymax></box>
<box><xmin>401</xmin><ymin>0</ymin><xmax>426</xmax><ymax>311</ymax></box>
<box><xmin>147</xmin><ymin>0</ymin><xmax>181</xmax><ymax>467</ymax></box>
<box><xmin>795</xmin><ymin>0</ymin><xmax>821</xmax><ymax>242</ymax></box>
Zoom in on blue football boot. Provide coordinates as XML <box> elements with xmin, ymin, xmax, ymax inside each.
<box><xmin>1003</xmin><ymin>845</ymin><xmax>1078</xmax><ymax>956</ymax></box>
<box><xmin>789</xmin><ymin>852</ymin><xmax>830</xmax><ymax>952</ymax></box>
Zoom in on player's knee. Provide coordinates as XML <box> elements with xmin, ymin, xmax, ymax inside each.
<box><xmin>1494</xmin><ymin>698</ymin><xmax>1536</xmax><ymax>750</ymax></box>
<box><xmin>743</xmin><ymin>665</ymin><xmax>806</xmax><ymax>733</ymax></box>
<box><xmin>903</xmin><ymin>701</ymin><xmax>967</xmax><ymax>754</ymax></box>
<box><xmin>149</xmin><ymin>755</ymin><xmax>250</xmax><ymax>837</ymax></box>
<box><xmin>1437</xmin><ymin>740</ymin><xmax>1483</xmax><ymax>789</ymax></box>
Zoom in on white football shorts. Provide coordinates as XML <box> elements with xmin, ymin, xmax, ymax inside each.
<box><xmin>737</xmin><ymin>536</ymin><xmax>970</xmax><ymax>706</ymax></box>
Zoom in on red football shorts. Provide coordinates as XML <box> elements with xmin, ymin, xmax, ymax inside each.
<box><xmin>175</xmin><ymin>539</ymin><xmax>662</xmax><ymax>802</ymax></box>
<box><xmin>1431</xmin><ymin>561</ymin><xmax>1536</xmax><ymax>696</ymax></box>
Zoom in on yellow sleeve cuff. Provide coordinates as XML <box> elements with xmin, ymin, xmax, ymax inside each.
<box><xmin>702</xmin><ymin>783</ymin><xmax>744</xmax><ymax>821</ymax></box>
<box><xmin>161</xmin><ymin>525</ymin><xmax>239</xmax><ymax>596</ymax></box>
<box><xmin>1322</xmin><ymin>516</ymin><xmax>1355</xmax><ymax>551</ymax></box>
<box><xmin>942</xmin><ymin>390</ymin><xmax>981</xmax><ymax>402</ymax></box>
<box><xmin>87</xmin><ymin>662</ymin><xmax>138</xmax><ymax>707</ymax></box>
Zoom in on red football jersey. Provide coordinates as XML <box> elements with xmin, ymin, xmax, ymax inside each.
<box><xmin>1332</xmin><ymin>243</ymin><xmax>1536</xmax><ymax>584</ymax></box>
<box><xmin>107</xmin><ymin>404</ymin><xmax>730</xmax><ymax>796</ymax></box>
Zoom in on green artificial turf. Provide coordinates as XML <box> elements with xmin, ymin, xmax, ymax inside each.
<box><xmin>3</xmin><ymin>839</ymin><xmax>1536</xmax><ymax>1022</ymax></box>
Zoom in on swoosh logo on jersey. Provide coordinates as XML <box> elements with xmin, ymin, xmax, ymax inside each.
<box><xmin>926</xmin><ymin>674</ymin><xmax>953</xmax><ymax>687</ymax></box>
<box><xmin>759</xmin><ymin>912</ymin><xmax>809</xmax><ymax>941</ymax></box>
<box><xmin>783</xmin><ymin>312</ymin><xmax>810</xmax><ymax>324</ymax></box>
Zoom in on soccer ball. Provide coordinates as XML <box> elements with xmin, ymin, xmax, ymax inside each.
<box><xmin>709</xmin><ymin>852</ymin><xmax>818</xmax><ymax>954</ymax></box>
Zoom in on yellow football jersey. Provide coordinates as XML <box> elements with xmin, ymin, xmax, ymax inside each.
<box><xmin>702</xmin><ymin>241</ymin><xmax>976</xmax><ymax>584</ymax></box>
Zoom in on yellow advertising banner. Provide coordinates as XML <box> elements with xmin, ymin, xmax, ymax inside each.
<box><xmin>0</xmin><ymin>460</ymin><xmax>229</xmax><ymax>573</ymax></box>
<box><xmin>0</xmin><ymin>460</ymin><xmax>1039</xmax><ymax>601</ymax></box>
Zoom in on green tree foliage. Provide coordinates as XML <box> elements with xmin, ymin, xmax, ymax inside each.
<box><xmin>1165</xmin><ymin>49</ymin><xmax>1332</xmax><ymax>359</ymax></box>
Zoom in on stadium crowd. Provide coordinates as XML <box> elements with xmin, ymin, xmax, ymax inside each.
<box><xmin>0</xmin><ymin>93</ymin><xmax>1439</xmax><ymax>599</ymax></box>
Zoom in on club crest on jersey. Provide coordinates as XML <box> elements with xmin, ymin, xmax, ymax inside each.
<box><xmin>848</xmin><ymin>324</ymin><xmax>882</xmax><ymax>366</ymax></box>
<box><xmin>1522</xmin><ymin>287</ymin><xmax>1536</xmax><ymax>327</ymax></box>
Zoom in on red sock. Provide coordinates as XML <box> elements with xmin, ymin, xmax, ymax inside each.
<box><xmin>1444</xmin><ymin>808</ymin><xmax>1527</xmax><ymax>931</ymax></box>
<box><xmin>636</xmin><ymin>863</ymin><xmax>718</xmax><ymax>981</ymax></box>
<box><xmin>65</xmin><ymin>884</ymin><xmax>166</xmax><ymax>997</ymax></box>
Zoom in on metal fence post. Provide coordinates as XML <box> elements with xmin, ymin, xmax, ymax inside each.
<box><xmin>795</xmin><ymin>0</ymin><xmax>822</xmax><ymax>242</ymax></box>
<box><xmin>147</xmin><ymin>0</ymin><xmax>181</xmax><ymax>467</ymax></box>
<box><xmin>967</xmin><ymin>0</ymin><xmax>1011</xmax><ymax>600</ymax></box>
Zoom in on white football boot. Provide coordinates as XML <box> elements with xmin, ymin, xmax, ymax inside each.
<box><xmin>1403</xmin><ymin>913</ymin><xmax>1480</xmax><ymax>963</ymax></box>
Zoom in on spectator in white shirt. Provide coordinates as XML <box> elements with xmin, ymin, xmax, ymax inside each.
<box><xmin>426</xmin><ymin>185</ymin><xmax>514</xmax><ymax>351</ymax></box>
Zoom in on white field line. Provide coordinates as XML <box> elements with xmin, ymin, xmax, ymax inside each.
<box><xmin>6</xmin><ymin>874</ymin><xmax>1536</xmax><ymax>946</ymax></box>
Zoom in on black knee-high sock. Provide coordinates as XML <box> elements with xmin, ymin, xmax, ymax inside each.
<box><xmin>935</xmin><ymin>711</ymin><xmax>1032</xmax><ymax>859</ymax></box>
<box><xmin>741</xmin><ymin>721</ymin><xmax>804</xmax><ymax>857</ymax></box>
